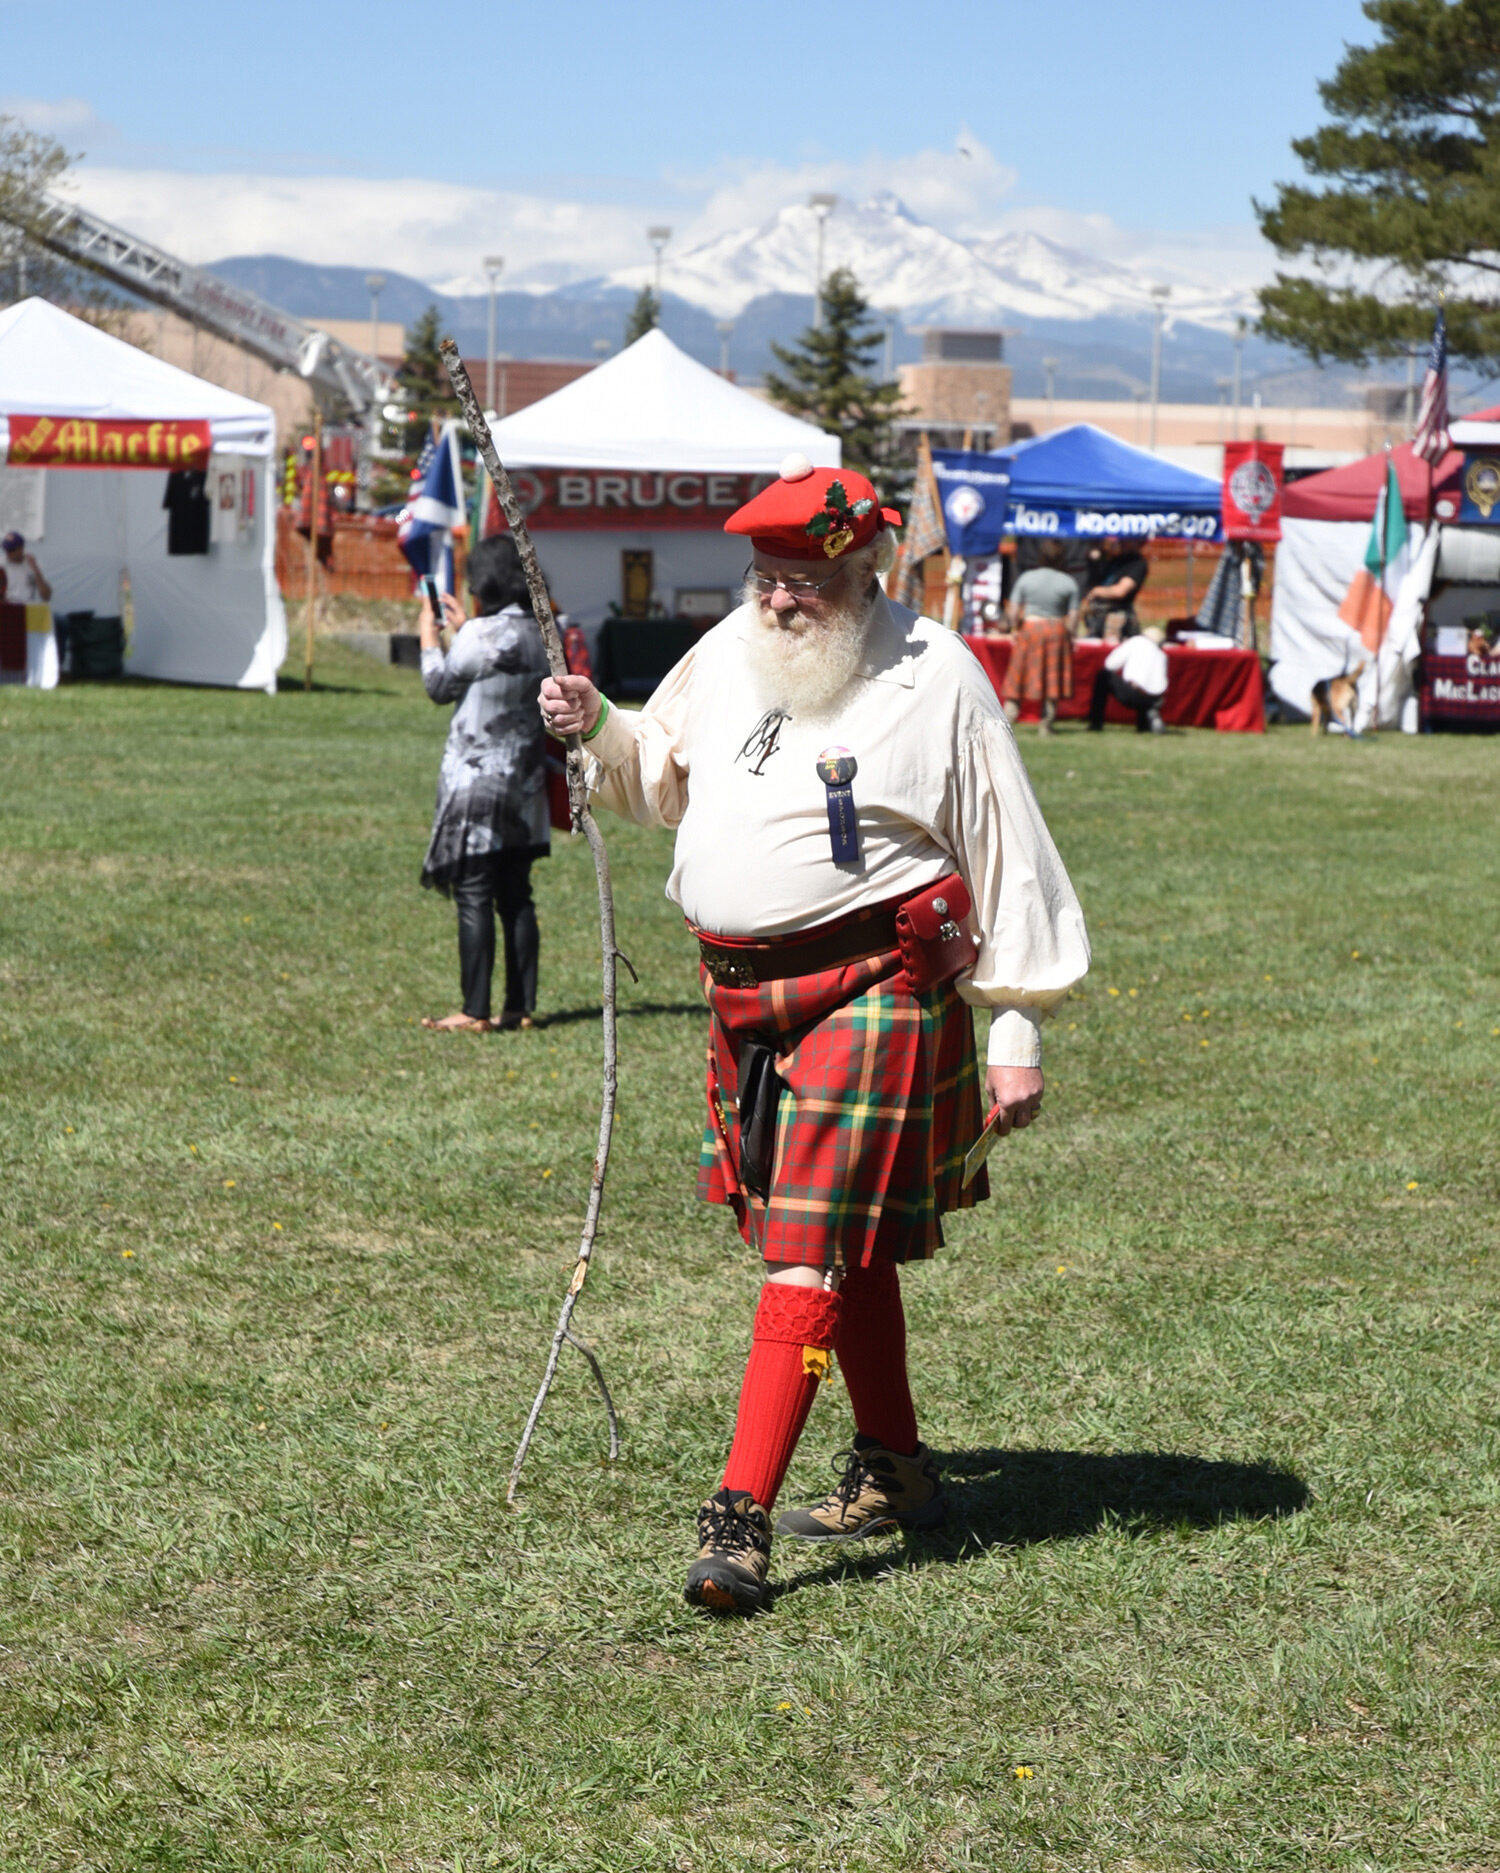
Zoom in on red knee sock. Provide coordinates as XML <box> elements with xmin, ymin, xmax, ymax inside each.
<box><xmin>721</xmin><ymin>1283</ymin><xmax>842</xmax><ymax>1512</ymax></box>
<box><xmin>835</xmin><ymin>1260</ymin><xmax>919</xmax><ymax>1456</ymax></box>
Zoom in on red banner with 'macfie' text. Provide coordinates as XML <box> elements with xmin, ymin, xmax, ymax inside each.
<box><xmin>7</xmin><ymin>415</ymin><xmax>213</xmax><ymax>469</ymax></box>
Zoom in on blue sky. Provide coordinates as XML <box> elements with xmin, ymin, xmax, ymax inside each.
<box><xmin>3</xmin><ymin>0</ymin><xmax>1374</xmax><ymax>285</ymax></box>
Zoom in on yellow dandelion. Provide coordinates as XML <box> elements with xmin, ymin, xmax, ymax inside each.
<box><xmin>1107</xmin><ymin>987</ymin><xmax>1120</xmax><ymax>997</ymax></box>
<box><xmin>380</xmin><ymin>1422</ymin><xmax>389</xmax><ymax>1431</ymax></box>
<box><xmin>1407</xmin><ymin>1180</ymin><xmax>1419</xmax><ymax>1191</ymax></box>
<box><xmin>1067</xmin><ymin>1021</ymin><xmax>1077</xmax><ymax>1031</ymax></box>
<box><xmin>776</xmin><ymin>1701</ymin><xmax>793</xmax><ymax>1711</ymax></box>
<box><xmin>542</xmin><ymin>1168</ymin><xmax>553</xmax><ymax>1180</ymax></box>
<box><xmin>64</xmin><ymin>1125</ymin><xmax>74</xmax><ymax>1134</ymax></box>
<box><xmin>1056</xmin><ymin>1264</ymin><xmax>1067</xmax><ymax>1274</ymax></box>
<box><xmin>1370</xmin><ymin>1056</ymin><xmax>1379</xmax><ymax>1065</ymax></box>
<box><xmin>272</xmin><ymin>1222</ymin><xmax>283</xmax><ymax>1232</ymax></box>
<box><xmin>1351</xmin><ymin>950</ymin><xmax>1360</xmax><ymax>959</ymax></box>
<box><xmin>189</xmin><ymin>1144</ymin><xmax>197</xmax><ymax>1153</ymax></box>
<box><xmin>229</xmin><ymin>1076</ymin><xmax>239</xmax><ymax>1084</ymax></box>
<box><xmin>1014</xmin><ymin>1765</ymin><xmax>1035</xmax><ymax>1780</ymax></box>
<box><xmin>223</xmin><ymin>1179</ymin><xmax>236</xmax><ymax>1189</ymax></box>
<box><xmin>1128</xmin><ymin>988</ymin><xmax>1138</xmax><ymax>998</ymax></box>
<box><xmin>242</xmin><ymin>916</ymin><xmax>253</xmax><ymax>925</ymax></box>
<box><xmin>120</xmin><ymin>1249</ymin><xmax>134</xmax><ymax>1259</ymax></box>
<box><xmin>1201</xmin><ymin>1039</ymin><xmax>1209</xmax><ymax>1048</ymax></box>
<box><xmin>1455</xmin><ymin>1020</ymin><xmax>1464</xmax><ymax>1029</ymax></box>
<box><xmin>1264</xmin><ymin>975</ymin><xmax>1273</xmax><ymax>983</ymax></box>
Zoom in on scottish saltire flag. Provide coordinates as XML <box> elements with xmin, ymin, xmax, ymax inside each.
<box><xmin>1412</xmin><ymin>306</ymin><xmax>1451</xmax><ymax>465</ymax></box>
<box><xmin>398</xmin><ymin>423</ymin><xmax>466</xmax><ymax>590</ymax></box>
<box><xmin>1338</xmin><ymin>455</ymin><xmax>1411</xmax><ymax>651</ymax></box>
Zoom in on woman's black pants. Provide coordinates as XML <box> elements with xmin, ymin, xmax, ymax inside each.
<box><xmin>452</xmin><ymin>852</ymin><xmax>539</xmax><ymax>1021</ymax></box>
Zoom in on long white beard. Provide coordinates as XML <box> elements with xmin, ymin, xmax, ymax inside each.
<box><xmin>740</xmin><ymin>578</ymin><xmax>875</xmax><ymax>719</ymax></box>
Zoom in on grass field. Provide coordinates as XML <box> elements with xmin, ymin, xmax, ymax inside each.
<box><xmin>2</xmin><ymin>645</ymin><xmax>1498</xmax><ymax>1873</ymax></box>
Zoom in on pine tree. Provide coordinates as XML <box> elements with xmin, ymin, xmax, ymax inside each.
<box><xmin>624</xmin><ymin>286</ymin><xmax>659</xmax><ymax>346</ymax></box>
<box><xmin>385</xmin><ymin>305</ymin><xmax>459</xmax><ymax>464</ymax></box>
<box><xmin>764</xmin><ymin>268</ymin><xmax>907</xmax><ymax>492</ymax></box>
<box><xmin>1257</xmin><ymin>0</ymin><xmax>1500</xmax><ymax>364</ymax></box>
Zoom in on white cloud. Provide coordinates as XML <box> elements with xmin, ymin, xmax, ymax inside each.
<box><xmin>0</xmin><ymin>94</ymin><xmax>116</xmax><ymax>142</ymax></box>
<box><xmin>57</xmin><ymin>127</ymin><xmax>1274</xmax><ymax>308</ymax></box>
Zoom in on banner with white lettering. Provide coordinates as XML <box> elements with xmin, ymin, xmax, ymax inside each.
<box><xmin>484</xmin><ymin>468</ymin><xmax>774</xmax><ymax>533</ymax></box>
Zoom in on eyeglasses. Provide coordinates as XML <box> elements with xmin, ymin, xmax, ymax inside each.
<box><xmin>746</xmin><ymin>561</ymin><xmax>845</xmax><ymax>600</ymax></box>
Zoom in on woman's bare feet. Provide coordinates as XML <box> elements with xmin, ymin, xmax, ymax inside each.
<box><xmin>421</xmin><ymin>1012</ymin><xmax>491</xmax><ymax>1032</ymax></box>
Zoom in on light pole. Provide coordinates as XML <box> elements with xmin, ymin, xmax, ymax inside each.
<box><xmin>484</xmin><ymin>255</ymin><xmax>504</xmax><ymax>412</ymax></box>
<box><xmin>1043</xmin><ymin>355</ymin><xmax>1059</xmax><ymax>429</ymax></box>
<box><xmin>716</xmin><ymin>319</ymin><xmax>734</xmax><ymax>376</ymax></box>
<box><xmin>365</xmin><ymin>272</ymin><xmax>386</xmax><ymax>369</ymax></box>
<box><xmin>647</xmin><ymin>225</ymin><xmax>671</xmax><ymax>309</ymax></box>
<box><xmin>881</xmin><ymin>305</ymin><xmax>900</xmax><ymax>382</ymax></box>
<box><xmin>1404</xmin><ymin>341</ymin><xmax>1419</xmax><ymax>432</ymax></box>
<box><xmin>1232</xmin><ymin>315</ymin><xmax>1246</xmax><ymax>440</ymax></box>
<box><xmin>809</xmin><ymin>193</ymin><xmax>837</xmax><ymax>328</ymax></box>
<box><xmin>1148</xmin><ymin>285</ymin><xmax>1171</xmax><ymax>449</ymax></box>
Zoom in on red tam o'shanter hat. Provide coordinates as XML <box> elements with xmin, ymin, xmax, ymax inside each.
<box><xmin>724</xmin><ymin>453</ymin><xmax>903</xmax><ymax>562</ymax></box>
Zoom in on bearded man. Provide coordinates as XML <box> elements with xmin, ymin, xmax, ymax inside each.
<box><xmin>540</xmin><ymin>456</ymin><xmax>1089</xmax><ymax>1614</ymax></box>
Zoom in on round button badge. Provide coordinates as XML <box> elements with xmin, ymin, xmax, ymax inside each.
<box><xmin>816</xmin><ymin>747</ymin><xmax>858</xmax><ymax>787</ymax></box>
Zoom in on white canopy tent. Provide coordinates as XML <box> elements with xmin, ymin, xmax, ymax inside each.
<box><xmin>478</xmin><ymin>329</ymin><xmax>840</xmax><ymax>622</ymax></box>
<box><xmin>0</xmin><ymin>299</ymin><xmax>284</xmax><ymax>692</ymax></box>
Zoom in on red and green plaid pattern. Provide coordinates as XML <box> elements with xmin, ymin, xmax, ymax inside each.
<box><xmin>697</xmin><ymin>948</ymin><xmax>988</xmax><ymax>1269</ymax></box>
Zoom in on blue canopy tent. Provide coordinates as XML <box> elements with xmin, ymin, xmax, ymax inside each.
<box><xmin>933</xmin><ymin>423</ymin><xmax>1223</xmax><ymax>554</ymax></box>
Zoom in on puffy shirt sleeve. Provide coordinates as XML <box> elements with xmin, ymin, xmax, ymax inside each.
<box><xmin>583</xmin><ymin>645</ymin><xmax>695</xmax><ymax>829</ymax></box>
<box><xmin>946</xmin><ymin>713</ymin><xmax>1091</xmax><ymax>1069</ymax></box>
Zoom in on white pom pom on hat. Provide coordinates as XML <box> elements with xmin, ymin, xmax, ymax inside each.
<box><xmin>778</xmin><ymin>451</ymin><xmax>814</xmax><ymax>482</ymax></box>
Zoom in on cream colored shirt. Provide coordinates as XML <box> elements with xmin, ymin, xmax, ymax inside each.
<box><xmin>586</xmin><ymin>593</ymin><xmax>1090</xmax><ymax>1068</ymax></box>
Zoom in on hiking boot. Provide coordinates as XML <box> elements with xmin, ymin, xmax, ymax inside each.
<box><xmin>776</xmin><ymin>1437</ymin><xmax>946</xmax><ymax>1543</ymax></box>
<box><xmin>684</xmin><ymin>1487</ymin><xmax>772</xmax><ymax>1614</ymax></box>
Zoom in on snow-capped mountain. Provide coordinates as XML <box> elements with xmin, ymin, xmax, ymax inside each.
<box><xmin>600</xmin><ymin>192</ymin><xmax>1251</xmax><ymax>331</ymax></box>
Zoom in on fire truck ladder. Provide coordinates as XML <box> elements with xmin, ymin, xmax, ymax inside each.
<box><xmin>11</xmin><ymin>193</ymin><xmax>390</xmax><ymax>419</ymax></box>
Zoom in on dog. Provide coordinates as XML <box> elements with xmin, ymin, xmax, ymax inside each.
<box><xmin>1310</xmin><ymin>660</ymin><xmax>1366</xmax><ymax>736</ymax></box>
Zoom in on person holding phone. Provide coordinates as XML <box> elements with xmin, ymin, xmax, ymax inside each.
<box><xmin>418</xmin><ymin>538</ymin><xmax>551</xmax><ymax>1032</ymax></box>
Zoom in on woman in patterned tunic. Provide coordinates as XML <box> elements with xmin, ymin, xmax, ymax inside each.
<box><xmin>419</xmin><ymin>535</ymin><xmax>551</xmax><ymax>1032</ymax></box>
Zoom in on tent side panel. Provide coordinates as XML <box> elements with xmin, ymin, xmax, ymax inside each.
<box><xmin>526</xmin><ymin>527</ymin><xmax>758</xmax><ymax>624</ymax></box>
<box><xmin>122</xmin><ymin>468</ymin><xmax>283</xmax><ymax>691</ymax></box>
<box><xmin>25</xmin><ymin>469</ymin><xmax>127</xmax><ymax>619</ymax></box>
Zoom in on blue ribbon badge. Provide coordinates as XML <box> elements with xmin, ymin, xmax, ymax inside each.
<box><xmin>815</xmin><ymin>747</ymin><xmax>860</xmax><ymax>863</ymax></box>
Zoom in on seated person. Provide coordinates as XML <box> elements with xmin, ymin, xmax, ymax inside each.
<box><xmin>1088</xmin><ymin>621</ymin><xmax>1168</xmax><ymax>734</ymax></box>
<box><xmin>1081</xmin><ymin>535</ymin><xmax>1148</xmax><ymax>640</ymax></box>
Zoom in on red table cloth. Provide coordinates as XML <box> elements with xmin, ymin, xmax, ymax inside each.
<box><xmin>966</xmin><ymin>637</ymin><xmax>1265</xmax><ymax>733</ymax></box>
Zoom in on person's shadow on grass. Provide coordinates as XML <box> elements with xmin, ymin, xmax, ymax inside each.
<box><xmin>777</xmin><ymin>1447</ymin><xmax>1309</xmax><ymax>1598</ymax></box>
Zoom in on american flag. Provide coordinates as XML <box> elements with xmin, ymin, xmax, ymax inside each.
<box><xmin>892</xmin><ymin>434</ymin><xmax>947</xmax><ymax>610</ymax></box>
<box><xmin>1412</xmin><ymin>306</ymin><xmax>1450</xmax><ymax>465</ymax></box>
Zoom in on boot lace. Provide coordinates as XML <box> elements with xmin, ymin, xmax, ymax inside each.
<box><xmin>829</xmin><ymin>1448</ymin><xmax>880</xmax><ymax>1512</ymax></box>
<box><xmin>702</xmin><ymin>1497</ymin><xmax>764</xmax><ymax>1556</ymax></box>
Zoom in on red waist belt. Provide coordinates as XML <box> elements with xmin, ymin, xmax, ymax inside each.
<box><xmin>693</xmin><ymin>874</ymin><xmax>976</xmax><ymax>993</ymax></box>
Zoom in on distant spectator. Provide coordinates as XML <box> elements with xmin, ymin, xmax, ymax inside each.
<box><xmin>1001</xmin><ymin>539</ymin><xmax>1078</xmax><ymax>737</ymax></box>
<box><xmin>418</xmin><ymin>536</ymin><xmax>551</xmax><ymax>1033</ymax></box>
<box><xmin>1088</xmin><ymin>622</ymin><xmax>1168</xmax><ymax>734</ymax></box>
<box><xmin>1</xmin><ymin>531</ymin><xmax>51</xmax><ymax>604</ymax></box>
<box><xmin>1081</xmin><ymin>534</ymin><xmax>1148</xmax><ymax>639</ymax></box>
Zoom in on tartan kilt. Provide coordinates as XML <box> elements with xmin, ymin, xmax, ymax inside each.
<box><xmin>696</xmin><ymin>947</ymin><xmax>989</xmax><ymax>1269</ymax></box>
<box><xmin>1003</xmin><ymin>616</ymin><xmax>1074</xmax><ymax>704</ymax></box>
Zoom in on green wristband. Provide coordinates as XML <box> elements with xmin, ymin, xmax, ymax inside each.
<box><xmin>582</xmin><ymin>696</ymin><xmax>611</xmax><ymax>742</ymax></box>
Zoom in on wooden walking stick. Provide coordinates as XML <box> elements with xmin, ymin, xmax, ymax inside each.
<box><xmin>440</xmin><ymin>338</ymin><xmax>627</xmax><ymax>1501</ymax></box>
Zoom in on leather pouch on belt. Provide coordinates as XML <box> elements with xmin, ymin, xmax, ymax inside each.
<box><xmin>895</xmin><ymin>873</ymin><xmax>979</xmax><ymax>993</ymax></box>
<box><xmin>736</xmin><ymin>1036</ymin><xmax>783</xmax><ymax>1200</ymax></box>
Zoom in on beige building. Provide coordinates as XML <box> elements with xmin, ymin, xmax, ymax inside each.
<box><xmin>898</xmin><ymin>330</ymin><xmax>1012</xmax><ymax>448</ymax></box>
<box><xmin>105</xmin><ymin>308</ymin><xmax>318</xmax><ymax>438</ymax></box>
<box><xmin>1009</xmin><ymin>395</ymin><xmax>1406</xmax><ymax>457</ymax></box>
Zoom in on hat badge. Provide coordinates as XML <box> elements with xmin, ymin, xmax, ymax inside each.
<box><xmin>804</xmin><ymin>477</ymin><xmax>874</xmax><ymax>560</ymax></box>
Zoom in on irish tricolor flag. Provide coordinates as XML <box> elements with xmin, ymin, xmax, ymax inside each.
<box><xmin>1338</xmin><ymin>456</ymin><xmax>1411</xmax><ymax>651</ymax></box>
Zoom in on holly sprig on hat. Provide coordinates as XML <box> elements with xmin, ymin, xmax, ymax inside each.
<box><xmin>805</xmin><ymin>479</ymin><xmax>876</xmax><ymax>541</ymax></box>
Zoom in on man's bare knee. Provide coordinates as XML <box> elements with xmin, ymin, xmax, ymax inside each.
<box><xmin>764</xmin><ymin>1261</ymin><xmax>841</xmax><ymax>1290</ymax></box>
